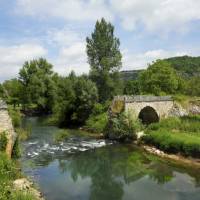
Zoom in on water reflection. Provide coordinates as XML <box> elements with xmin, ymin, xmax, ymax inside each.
<box><xmin>21</xmin><ymin>117</ymin><xmax>200</xmax><ymax>200</ymax></box>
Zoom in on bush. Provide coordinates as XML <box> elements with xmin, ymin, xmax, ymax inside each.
<box><xmin>54</xmin><ymin>130</ymin><xmax>70</xmax><ymax>142</ymax></box>
<box><xmin>0</xmin><ymin>132</ymin><xmax>7</xmax><ymax>152</ymax></box>
<box><xmin>85</xmin><ymin>112</ymin><xmax>108</xmax><ymax>133</ymax></box>
<box><xmin>105</xmin><ymin>111</ymin><xmax>142</xmax><ymax>141</ymax></box>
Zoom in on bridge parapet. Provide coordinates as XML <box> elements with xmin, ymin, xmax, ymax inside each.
<box><xmin>114</xmin><ymin>95</ymin><xmax>173</xmax><ymax>103</ymax></box>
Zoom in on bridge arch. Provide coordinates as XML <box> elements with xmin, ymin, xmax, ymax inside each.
<box><xmin>138</xmin><ymin>106</ymin><xmax>159</xmax><ymax>125</ymax></box>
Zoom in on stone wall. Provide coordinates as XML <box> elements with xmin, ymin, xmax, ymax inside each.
<box><xmin>125</xmin><ymin>100</ymin><xmax>174</xmax><ymax>119</ymax></box>
<box><xmin>0</xmin><ymin>100</ymin><xmax>16</xmax><ymax>157</ymax></box>
<box><xmin>112</xmin><ymin>95</ymin><xmax>175</xmax><ymax>120</ymax></box>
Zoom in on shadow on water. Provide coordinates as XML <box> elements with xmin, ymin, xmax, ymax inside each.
<box><xmin>21</xmin><ymin>117</ymin><xmax>200</xmax><ymax>200</ymax></box>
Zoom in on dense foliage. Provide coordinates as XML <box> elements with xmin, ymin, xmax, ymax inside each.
<box><xmin>165</xmin><ymin>56</ymin><xmax>200</xmax><ymax>77</ymax></box>
<box><xmin>105</xmin><ymin>112</ymin><xmax>141</xmax><ymax>141</ymax></box>
<box><xmin>139</xmin><ymin>60</ymin><xmax>180</xmax><ymax>95</ymax></box>
<box><xmin>19</xmin><ymin>58</ymin><xmax>56</xmax><ymax>112</ymax></box>
<box><xmin>52</xmin><ymin>74</ymin><xmax>98</xmax><ymax>126</ymax></box>
<box><xmin>86</xmin><ymin>18</ymin><xmax>123</xmax><ymax>102</ymax></box>
<box><xmin>123</xmin><ymin>56</ymin><xmax>200</xmax><ymax>97</ymax></box>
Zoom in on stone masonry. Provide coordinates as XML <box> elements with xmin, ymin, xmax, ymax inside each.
<box><xmin>0</xmin><ymin>100</ymin><xmax>16</xmax><ymax>157</ymax></box>
<box><xmin>111</xmin><ymin>95</ymin><xmax>175</xmax><ymax>120</ymax></box>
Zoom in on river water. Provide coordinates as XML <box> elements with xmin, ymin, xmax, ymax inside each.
<box><xmin>21</xmin><ymin>117</ymin><xmax>200</xmax><ymax>200</ymax></box>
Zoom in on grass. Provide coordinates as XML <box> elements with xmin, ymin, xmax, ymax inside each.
<box><xmin>8</xmin><ymin>106</ymin><xmax>21</xmax><ymax>128</ymax></box>
<box><xmin>142</xmin><ymin>115</ymin><xmax>200</xmax><ymax>157</ymax></box>
<box><xmin>147</xmin><ymin>115</ymin><xmax>200</xmax><ymax>134</ymax></box>
<box><xmin>11</xmin><ymin>191</ymin><xmax>37</xmax><ymax>200</ymax></box>
<box><xmin>0</xmin><ymin>152</ymin><xmax>37</xmax><ymax>200</ymax></box>
<box><xmin>172</xmin><ymin>94</ymin><xmax>200</xmax><ymax>108</ymax></box>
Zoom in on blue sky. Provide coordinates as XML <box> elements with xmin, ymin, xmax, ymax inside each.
<box><xmin>0</xmin><ymin>0</ymin><xmax>200</xmax><ymax>82</ymax></box>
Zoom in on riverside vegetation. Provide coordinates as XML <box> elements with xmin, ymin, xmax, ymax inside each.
<box><xmin>0</xmin><ymin>107</ymin><xmax>38</xmax><ymax>200</ymax></box>
<box><xmin>0</xmin><ymin>18</ymin><xmax>200</xmax><ymax>199</ymax></box>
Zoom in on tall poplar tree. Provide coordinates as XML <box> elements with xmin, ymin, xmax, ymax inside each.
<box><xmin>86</xmin><ymin>18</ymin><xmax>122</xmax><ymax>102</ymax></box>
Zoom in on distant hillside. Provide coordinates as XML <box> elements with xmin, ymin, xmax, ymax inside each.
<box><xmin>120</xmin><ymin>69</ymin><xmax>144</xmax><ymax>81</ymax></box>
<box><xmin>165</xmin><ymin>56</ymin><xmax>200</xmax><ymax>78</ymax></box>
<box><xmin>120</xmin><ymin>56</ymin><xmax>200</xmax><ymax>81</ymax></box>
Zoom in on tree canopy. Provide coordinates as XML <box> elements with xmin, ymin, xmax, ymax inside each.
<box><xmin>139</xmin><ymin>60</ymin><xmax>180</xmax><ymax>95</ymax></box>
<box><xmin>19</xmin><ymin>58</ymin><xmax>56</xmax><ymax>112</ymax></box>
<box><xmin>86</xmin><ymin>18</ymin><xmax>122</xmax><ymax>102</ymax></box>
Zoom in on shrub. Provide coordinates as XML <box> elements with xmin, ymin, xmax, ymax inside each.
<box><xmin>85</xmin><ymin>112</ymin><xmax>108</xmax><ymax>133</ymax></box>
<box><xmin>105</xmin><ymin>111</ymin><xmax>142</xmax><ymax>141</ymax></box>
<box><xmin>54</xmin><ymin>130</ymin><xmax>70</xmax><ymax>142</ymax></box>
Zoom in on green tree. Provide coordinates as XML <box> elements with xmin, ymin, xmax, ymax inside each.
<box><xmin>52</xmin><ymin>75</ymin><xmax>76</xmax><ymax>126</ymax></box>
<box><xmin>52</xmin><ymin>74</ymin><xmax>98</xmax><ymax>126</ymax></box>
<box><xmin>0</xmin><ymin>84</ymin><xmax>5</xmax><ymax>98</ymax></box>
<box><xmin>2</xmin><ymin>79</ymin><xmax>23</xmax><ymax>107</ymax></box>
<box><xmin>86</xmin><ymin>18</ymin><xmax>122</xmax><ymax>102</ymax></box>
<box><xmin>124</xmin><ymin>80</ymin><xmax>141</xmax><ymax>95</ymax></box>
<box><xmin>73</xmin><ymin>77</ymin><xmax>98</xmax><ymax>124</ymax></box>
<box><xmin>139</xmin><ymin>60</ymin><xmax>179</xmax><ymax>95</ymax></box>
<box><xmin>19</xmin><ymin>58</ymin><xmax>56</xmax><ymax>112</ymax></box>
<box><xmin>186</xmin><ymin>76</ymin><xmax>200</xmax><ymax>96</ymax></box>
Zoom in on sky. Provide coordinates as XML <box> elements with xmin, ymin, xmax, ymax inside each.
<box><xmin>0</xmin><ymin>0</ymin><xmax>200</xmax><ymax>82</ymax></box>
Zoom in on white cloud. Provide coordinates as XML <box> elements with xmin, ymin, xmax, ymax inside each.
<box><xmin>110</xmin><ymin>0</ymin><xmax>200</xmax><ymax>33</ymax></box>
<box><xmin>122</xmin><ymin>49</ymin><xmax>187</xmax><ymax>70</ymax></box>
<box><xmin>0</xmin><ymin>44</ymin><xmax>47</xmax><ymax>82</ymax></box>
<box><xmin>53</xmin><ymin>42</ymin><xmax>89</xmax><ymax>75</ymax></box>
<box><xmin>45</xmin><ymin>27</ymin><xmax>89</xmax><ymax>75</ymax></box>
<box><xmin>16</xmin><ymin>0</ymin><xmax>200</xmax><ymax>34</ymax></box>
<box><xmin>16</xmin><ymin>0</ymin><xmax>113</xmax><ymax>22</ymax></box>
<box><xmin>46</xmin><ymin>28</ymin><xmax>82</xmax><ymax>47</ymax></box>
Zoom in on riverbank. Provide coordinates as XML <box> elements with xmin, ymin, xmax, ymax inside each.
<box><xmin>142</xmin><ymin>145</ymin><xmax>200</xmax><ymax>168</ymax></box>
<box><xmin>0</xmin><ymin>104</ymin><xmax>44</xmax><ymax>200</ymax></box>
<box><xmin>0</xmin><ymin>152</ymin><xmax>44</xmax><ymax>200</ymax></box>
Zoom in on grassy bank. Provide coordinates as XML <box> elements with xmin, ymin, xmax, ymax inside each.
<box><xmin>0</xmin><ymin>106</ymin><xmax>37</xmax><ymax>199</ymax></box>
<box><xmin>0</xmin><ymin>152</ymin><xmax>36</xmax><ymax>200</ymax></box>
<box><xmin>142</xmin><ymin>115</ymin><xmax>200</xmax><ymax>158</ymax></box>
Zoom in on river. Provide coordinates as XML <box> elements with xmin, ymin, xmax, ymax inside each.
<box><xmin>21</xmin><ymin>117</ymin><xmax>200</xmax><ymax>200</ymax></box>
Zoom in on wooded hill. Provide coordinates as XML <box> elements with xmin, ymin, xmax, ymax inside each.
<box><xmin>120</xmin><ymin>56</ymin><xmax>200</xmax><ymax>80</ymax></box>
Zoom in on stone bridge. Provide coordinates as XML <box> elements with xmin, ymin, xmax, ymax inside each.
<box><xmin>111</xmin><ymin>96</ymin><xmax>175</xmax><ymax>124</ymax></box>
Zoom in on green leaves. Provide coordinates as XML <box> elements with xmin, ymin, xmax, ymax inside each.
<box><xmin>139</xmin><ymin>60</ymin><xmax>179</xmax><ymax>95</ymax></box>
<box><xmin>19</xmin><ymin>58</ymin><xmax>56</xmax><ymax>112</ymax></box>
<box><xmin>86</xmin><ymin>18</ymin><xmax>122</xmax><ymax>102</ymax></box>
